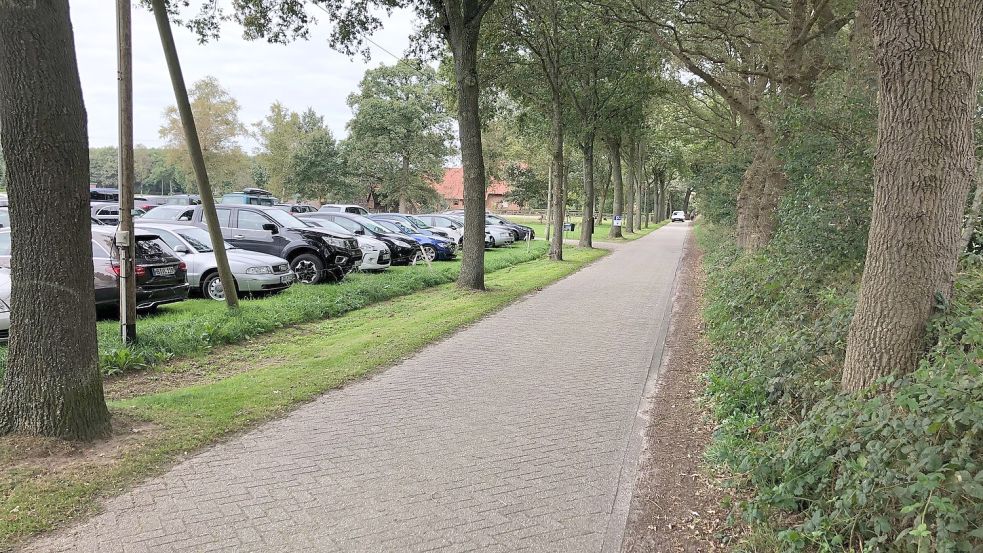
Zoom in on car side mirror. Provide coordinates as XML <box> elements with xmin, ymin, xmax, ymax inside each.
<box><xmin>173</xmin><ymin>244</ymin><xmax>190</xmax><ymax>254</ymax></box>
<box><xmin>262</xmin><ymin>223</ymin><xmax>279</xmax><ymax>234</ymax></box>
<box><xmin>355</xmin><ymin>229</ymin><xmax>365</xmax><ymax>235</ymax></box>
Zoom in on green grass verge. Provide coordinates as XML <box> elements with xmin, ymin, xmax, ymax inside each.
<box><xmin>0</xmin><ymin>246</ymin><xmax>607</xmax><ymax>548</ymax></box>
<box><xmin>509</xmin><ymin>215</ymin><xmax>669</xmax><ymax>243</ymax></box>
<box><xmin>0</xmin><ymin>242</ymin><xmax>551</xmax><ymax>377</ymax></box>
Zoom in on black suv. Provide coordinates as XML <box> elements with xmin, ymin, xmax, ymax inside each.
<box><xmin>299</xmin><ymin>212</ymin><xmax>422</xmax><ymax>265</ymax></box>
<box><xmin>158</xmin><ymin>205</ymin><xmax>361</xmax><ymax>284</ymax></box>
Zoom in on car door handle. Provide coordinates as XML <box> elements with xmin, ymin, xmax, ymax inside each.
<box><xmin>233</xmin><ymin>234</ymin><xmax>245</xmax><ymax>239</ymax></box>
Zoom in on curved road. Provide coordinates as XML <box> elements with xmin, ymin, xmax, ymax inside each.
<box><xmin>28</xmin><ymin>223</ymin><xmax>689</xmax><ymax>553</ymax></box>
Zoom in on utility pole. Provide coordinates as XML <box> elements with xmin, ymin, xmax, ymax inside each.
<box><xmin>151</xmin><ymin>0</ymin><xmax>239</xmax><ymax>308</ymax></box>
<box><xmin>116</xmin><ymin>0</ymin><xmax>137</xmax><ymax>342</ymax></box>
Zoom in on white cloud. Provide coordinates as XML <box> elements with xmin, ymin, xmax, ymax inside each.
<box><xmin>71</xmin><ymin>0</ymin><xmax>416</xmax><ymax>149</ymax></box>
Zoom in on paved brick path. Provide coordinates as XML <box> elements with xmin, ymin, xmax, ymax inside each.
<box><xmin>28</xmin><ymin>224</ymin><xmax>689</xmax><ymax>553</ymax></box>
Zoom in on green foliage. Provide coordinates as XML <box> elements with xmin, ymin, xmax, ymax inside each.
<box><xmin>345</xmin><ymin>61</ymin><xmax>453</xmax><ymax>212</ymax></box>
<box><xmin>287</xmin><ymin>111</ymin><xmax>355</xmax><ymax>202</ymax></box>
<box><xmin>772</xmin><ymin>76</ymin><xmax>877</xmax><ymax>266</ymax></box>
<box><xmin>504</xmin><ymin>163</ymin><xmax>547</xmax><ymax>208</ymax></box>
<box><xmin>698</xmin><ymin>223</ymin><xmax>983</xmax><ymax>552</ymax></box>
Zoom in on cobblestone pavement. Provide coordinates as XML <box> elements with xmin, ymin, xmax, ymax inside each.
<box><xmin>27</xmin><ymin>224</ymin><xmax>689</xmax><ymax>553</ymax></box>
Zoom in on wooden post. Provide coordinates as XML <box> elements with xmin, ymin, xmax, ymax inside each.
<box><xmin>116</xmin><ymin>0</ymin><xmax>137</xmax><ymax>342</ymax></box>
<box><xmin>151</xmin><ymin>0</ymin><xmax>239</xmax><ymax>308</ymax></box>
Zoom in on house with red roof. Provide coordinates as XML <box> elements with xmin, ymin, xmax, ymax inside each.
<box><xmin>432</xmin><ymin>167</ymin><xmax>515</xmax><ymax>211</ymax></box>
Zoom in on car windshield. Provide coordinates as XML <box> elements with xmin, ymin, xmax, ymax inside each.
<box><xmin>489</xmin><ymin>215</ymin><xmax>509</xmax><ymax>224</ymax></box>
<box><xmin>405</xmin><ymin>215</ymin><xmax>432</xmax><ymax>229</ymax></box>
<box><xmin>263</xmin><ymin>208</ymin><xmax>307</xmax><ymax>229</ymax></box>
<box><xmin>374</xmin><ymin>220</ymin><xmax>405</xmax><ymax>234</ymax></box>
<box><xmin>304</xmin><ymin>219</ymin><xmax>352</xmax><ymax>235</ymax></box>
<box><xmin>173</xmin><ymin>227</ymin><xmax>231</xmax><ymax>253</ymax></box>
<box><xmin>143</xmin><ymin>205</ymin><xmax>187</xmax><ymax>220</ymax></box>
<box><xmin>349</xmin><ymin>215</ymin><xmax>391</xmax><ymax>235</ymax></box>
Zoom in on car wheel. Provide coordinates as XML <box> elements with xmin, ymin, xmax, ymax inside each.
<box><xmin>291</xmin><ymin>253</ymin><xmax>325</xmax><ymax>284</ymax></box>
<box><xmin>201</xmin><ymin>272</ymin><xmax>233</xmax><ymax>301</ymax></box>
<box><xmin>488</xmin><ymin>236</ymin><xmax>496</xmax><ymax>247</ymax></box>
<box><xmin>411</xmin><ymin>250</ymin><xmax>426</xmax><ymax>265</ymax></box>
<box><xmin>422</xmin><ymin>245</ymin><xmax>437</xmax><ymax>261</ymax></box>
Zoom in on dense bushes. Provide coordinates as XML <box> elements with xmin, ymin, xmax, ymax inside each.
<box><xmin>699</xmin><ymin>223</ymin><xmax>982</xmax><ymax>552</ymax></box>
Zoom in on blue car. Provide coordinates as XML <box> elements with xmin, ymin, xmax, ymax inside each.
<box><xmin>370</xmin><ymin>217</ymin><xmax>458</xmax><ymax>261</ymax></box>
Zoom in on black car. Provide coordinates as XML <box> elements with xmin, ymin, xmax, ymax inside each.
<box><xmin>299</xmin><ymin>212</ymin><xmax>421</xmax><ymax>265</ymax></box>
<box><xmin>275</xmin><ymin>204</ymin><xmax>317</xmax><ymax>214</ymax></box>
<box><xmin>150</xmin><ymin>205</ymin><xmax>361</xmax><ymax>284</ymax></box>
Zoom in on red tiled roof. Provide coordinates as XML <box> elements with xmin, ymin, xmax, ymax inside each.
<box><xmin>432</xmin><ymin>168</ymin><xmax>510</xmax><ymax>200</ymax></box>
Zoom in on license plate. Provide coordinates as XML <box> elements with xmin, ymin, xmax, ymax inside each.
<box><xmin>280</xmin><ymin>274</ymin><xmax>294</xmax><ymax>284</ymax></box>
<box><xmin>153</xmin><ymin>267</ymin><xmax>176</xmax><ymax>277</ymax></box>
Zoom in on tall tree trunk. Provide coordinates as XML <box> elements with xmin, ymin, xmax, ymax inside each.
<box><xmin>735</xmin><ymin>136</ymin><xmax>786</xmax><ymax>249</ymax></box>
<box><xmin>636</xmin><ymin>147</ymin><xmax>645</xmax><ymax>228</ymax></box>
<box><xmin>607</xmin><ymin>136</ymin><xmax>624</xmax><ymax>238</ymax></box>
<box><xmin>842</xmin><ymin>0</ymin><xmax>983</xmax><ymax>393</ymax></box>
<box><xmin>683</xmin><ymin>187</ymin><xmax>694</xmax><ymax>215</ymax></box>
<box><xmin>399</xmin><ymin>155</ymin><xmax>411</xmax><ymax>213</ymax></box>
<box><xmin>0</xmin><ymin>0</ymin><xmax>111</xmax><ymax>440</ymax></box>
<box><xmin>598</xmin><ymin>157</ymin><xmax>611</xmax><ymax>225</ymax></box>
<box><xmin>450</xmin><ymin>22</ymin><xmax>487</xmax><ymax>291</ymax></box>
<box><xmin>961</xmin><ymin>163</ymin><xmax>982</xmax><ymax>251</ymax></box>
<box><xmin>579</xmin><ymin>135</ymin><xmax>595</xmax><ymax>247</ymax></box>
<box><xmin>548</xmin><ymin>96</ymin><xmax>565</xmax><ymax>261</ymax></box>
<box><xmin>624</xmin><ymin>141</ymin><xmax>636</xmax><ymax>233</ymax></box>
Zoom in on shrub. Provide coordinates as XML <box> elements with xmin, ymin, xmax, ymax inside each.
<box><xmin>698</xmin><ymin>224</ymin><xmax>983</xmax><ymax>552</ymax></box>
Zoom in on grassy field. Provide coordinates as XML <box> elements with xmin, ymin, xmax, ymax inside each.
<box><xmin>507</xmin><ymin>214</ymin><xmax>669</xmax><ymax>243</ymax></box>
<box><xmin>0</xmin><ymin>246</ymin><xmax>607</xmax><ymax>549</ymax></box>
<box><xmin>0</xmin><ymin>242</ymin><xmax>552</xmax><ymax>377</ymax></box>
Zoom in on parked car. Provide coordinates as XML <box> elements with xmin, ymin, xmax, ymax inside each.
<box><xmin>163</xmin><ymin>194</ymin><xmax>201</xmax><ymax>206</ymax></box>
<box><xmin>275</xmin><ymin>203</ymin><xmax>317</xmax><ymax>214</ymax></box>
<box><xmin>140</xmin><ymin>204</ymin><xmax>196</xmax><ymax>222</ymax></box>
<box><xmin>302</xmin><ymin>218</ymin><xmax>391</xmax><ymax>271</ymax></box>
<box><xmin>443</xmin><ymin>211</ymin><xmax>516</xmax><ymax>246</ymax></box>
<box><xmin>152</xmin><ymin>205</ymin><xmax>361</xmax><ymax>284</ymax></box>
<box><xmin>446</xmin><ymin>210</ymin><xmax>534</xmax><ymax>241</ymax></box>
<box><xmin>318</xmin><ymin>204</ymin><xmax>370</xmax><ymax>216</ymax></box>
<box><xmin>417</xmin><ymin>214</ymin><xmax>496</xmax><ymax>249</ymax></box>
<box><xmin>671</xmin><ymin>211</ymin><xmax>686</xmax><ymax>222</ymax></box>
<box><xmin>0</xmin><ymin>268</ymin><xmax>9</xmax><ymax>342</ymax></box>
<box><xmin>0</xmin><ymin>227</ymin><xmax>190</xmax><ymax>311</ymax></box>
<box><xmin>374</xmin><ymin>213</ymin><xmax>463</xmax><ymax>245</ymax></box>
<box><xmin>370</xmin><ymin>217</ymin><xmax>457</xmax><ymax>261</ymax></box>
<box><xmin>134</xmin><ymin>196</ymin><xmax>168</xmax><ymax>212</ymax></box>
<box><xmin>90</xmin><ymin>203</ymin><xmax>147</xmax><ymax>226</ymax></box>
<box><xmin>221</xmin><ymin>188</ymin><xmax>278</xmax><ymax>206</ymax></box>
<box><xmin>137</xmin><ymin>222</ymin><xmax>294</xmax><ymax>300</ymax></box>
<box><xmin>0</xmin><ymin>207</ymin><xmax>8</xmax><ymax>229</ymax></box>
<box><xmin>299</xmin><ymin>212</ymin><xmax>421</xmax><ymax>265</ymax></box>
<box><xmin>90</xmin><ymin>187</ymin><xmax>120</xmax><ymax>202</ymax></box>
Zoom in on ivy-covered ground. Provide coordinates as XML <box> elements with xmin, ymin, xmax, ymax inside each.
<box><xmin>698</xmin><ymin>222</ymin><xmax>982</xmax><ymax>552</ymax></box>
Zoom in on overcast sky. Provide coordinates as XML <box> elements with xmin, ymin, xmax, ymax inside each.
<box><xmin>72</xmin><ymin>0</ymin><xmax>416</xmax><ymax>150</ymax></box>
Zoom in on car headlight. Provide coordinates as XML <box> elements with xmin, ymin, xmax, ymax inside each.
<box><xmin>0</xmin><ymin>299</ymin><xmax>9</xmax><ymax>313</ymax></box>
<box><xmin>360</xmin><ymin>242</ymin><xmax>379</xmax><ymax>252</ymax></box>
<box><xmin>245</xmin><ymin>266</ymin><xmax>273</xmax><ymax>275</ymax></box>
<box><xmin>323</xmin><ymin>236</ymin><xmax>347</xmax><ymax>248</ymax></box>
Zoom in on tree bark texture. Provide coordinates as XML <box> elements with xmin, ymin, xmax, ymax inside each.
<box><xmin>607</xmin><ymin>137</ymin><xmax>624</xmax><ymax>238</ymax></box>
<box><xmin>579</xmin><ymin>137</ymin><xmax>595</xmax><ymax>247</ymax></box>
<box><xmin>961</xmin><ymin>163</ymin><xmax>982</xmax><ymax>251</ymax></box>
<box><xmin>450</xmin><ymin>23</ymin><xmax>487</xmax><ymax>291</ymax></box>
<box><xmin>735</xmin><ymin>138</ymin><xmax>787</xmax><ymax>249</ymax></box>
<box><xmin>624</xmin><ymin>141</ymin><xmax>636</xmax><ymax>233</ymax></box>
<box><xmin>842</xmin><ymin>0</ymin><xmax>983</xmax><ymax>392</ymax></box>
<box><xmin>0</xmin><ymin>0</ymin><xmax>111</xmax><ymax>440</ymax></box>
<box><xmin>548</xmin><ymin>97</ymin><xmax>565</xmax><ymax>261</ymax></box>
<box><xmin>598</xmin><ymin>157</ymin><xmax>611</xmax><ymax>225</ymax></box>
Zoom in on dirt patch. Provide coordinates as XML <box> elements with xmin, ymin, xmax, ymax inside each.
<box><xmin>0</xmin><ymin>414</ymin><xmax>159</xmax><ymax>473</ymax></box>
<box><xmin>622</xmin><ymin>231</ymin><xmax>736</xmax><ymax>552</ymax></box>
